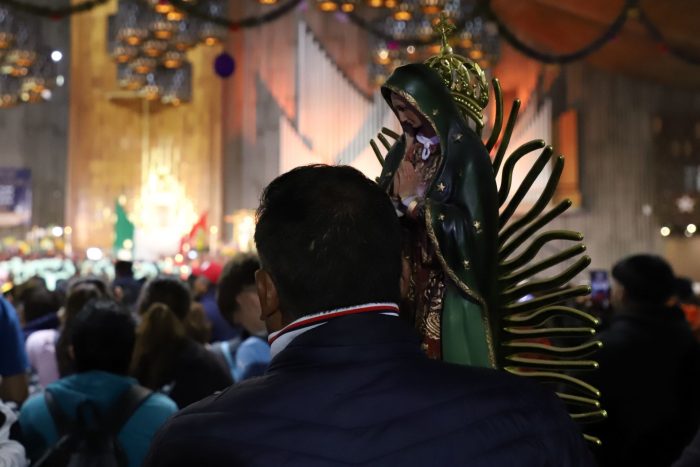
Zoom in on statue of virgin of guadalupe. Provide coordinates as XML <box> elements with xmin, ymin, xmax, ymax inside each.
<box><xmin>372</xmin><ymin>13</ymin><xmax>606</xmax><ymax>445</ymax></box>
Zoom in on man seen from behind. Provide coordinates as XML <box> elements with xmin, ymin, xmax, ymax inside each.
<box><xmin>145</xmin><ymin>164</ymin><xmax>593</xmax><ymax>467</ymax></box>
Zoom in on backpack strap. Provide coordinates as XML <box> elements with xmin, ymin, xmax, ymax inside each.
<box><xmin>105</xmin><ymin>385</ymin><xmax>153</xmax><ymax>435</ymax></box>
<box><xmin>45</xmin><ymin>390</ymin><xmax>74</xmax><ymax>437</ymax></box>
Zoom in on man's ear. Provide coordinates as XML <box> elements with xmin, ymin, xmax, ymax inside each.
<box><xmin>255</xmin><ymin>269</ymin><xmax>284</xmax><ymax>332</ymax></box>
<box><xmin>400</xmin><ymin>257</ymin><xmax>411</xmax><ymax>299</ymax></box>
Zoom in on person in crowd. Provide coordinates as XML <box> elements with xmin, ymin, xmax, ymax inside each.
<box><xmin>19</xmin><ymin>287</ymin><xmax>60</xmax><ymax>340</ymax></box>
<box><xmin>144</xmin><ymin>165</ymin><xmax>592</xmax><ymax>467</ymax></box>
<box><xmin>676</xmin><ymin>277</ymin><xmax>700</xmax><ymax>340</ymax></box>
<box><xmin>213</xmin><ymin>254</ymin><xmax>270</xmax><ymax>382</ymax></box>
<box><xmin>11</xmin><ymin>277</ymin><xmax>48</xmax><ymax>305</ymax></box>
<box><xmin>192</xmin><ymin>261</ymin><xmax>241</xmax><ymax>343</ymax></box>
<box><xmin>18</xmin><ymin>299</ymin><xmax>177</xmax><ymax>467</ymax></box>
<box><xmin>25</xmin><ymin>278</ymin><xmax>107</xmax><ymax>388</ymax></box>
<box><xmin>0</xmin><ymin>399</ymin><xmax>27</xmax><ymax>467</ymax></box>
<box><xmin>184</xmin><ymin>302</ymin><xmax>212</xmax><ymax>345</ymax></box>
<box><xmin>113</xmin><ymin>260</ymin><xmax>143</xmax><ymax>312</ymax></box>
<box><xmin>0</xmin><ymin>296</ymin><xmax>28</xmax><ymax>405</ymax></box>
<box><xmin>587</xmin><ymin>254</ymin><xmax>700</xmax><ymax>467</ymax></box>
<box><xmin>130</xmin><ymin>277</ymin><xmax>232</xmax><ymax>408</ymax></box>
<box><xmin>674</xmin><ymin>425</ymin><xmax>700</xmax><ymax>467</ymax></box>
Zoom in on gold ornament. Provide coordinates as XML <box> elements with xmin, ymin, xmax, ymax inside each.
<box><xmin>424</xmin><ymin>12</ymin><xmax>489</xmax><ymax>131</ymax></box>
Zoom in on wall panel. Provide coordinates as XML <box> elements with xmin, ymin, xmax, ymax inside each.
<box><xmin>547</xmin><ymin>63</ymin><xmax>700</xmax><ymax>275</ymax></box>
<box><xmin>68</xmin><ymin>0</ymin><xmax>222</xmax><ymax>252</ymax></box>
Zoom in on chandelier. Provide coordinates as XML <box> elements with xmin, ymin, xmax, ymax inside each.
<box><xmin>108</xmin><ymin>0</ymin><xmax>227</xmax><ymax>106</ymax></box>
<box><xmin>310</xmin><ymin>0</ymin><xmax>500</xmax><ymax>86</ymax></box>
<box><xmin>0</xmin><ymin>6</ymin><xmax>58</xmax><ymax>108</ymax></box>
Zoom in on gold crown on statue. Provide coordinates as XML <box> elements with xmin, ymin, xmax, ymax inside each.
<box><xmin>424</xmin><ymin>12</ymin><xmax>489</xmax><ymax>130</ymax></box>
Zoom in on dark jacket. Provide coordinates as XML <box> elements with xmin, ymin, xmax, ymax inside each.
<box><xmin>674</xmin><ymin>425</ymin><xmax>700</xmax><ymax>467</ymax></box>
<box><xmin>587</xmin><ymin>304</ymin><xmax>700</xmax><ymax>467</ymax></box>
<box><xmin>145</xmin><ymin>314</ymin><xmax>593</xmax><ymax>466</ymax></box>
<box><xmin>167</xmin><ymin>339</ymin><xmax>233</xmax><ymax>409</ymax></box>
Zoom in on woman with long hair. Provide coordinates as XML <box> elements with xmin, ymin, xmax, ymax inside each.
<box><xmin>25</xmin><ymin>277</ymin><xmax>108</xmax><ymax>388</ymax></box>
<box><xmin>130</xmin><ymin>277</ymin><xmax>232</xmax><ymax>408</ymax></box>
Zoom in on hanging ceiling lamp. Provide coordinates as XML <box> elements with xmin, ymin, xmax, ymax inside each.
<box><xmin>142</xmin><ymin>39</ymin><xmax>169</xmax><ymax>57</ymax></box>
<box><xmin>150</xmin><ymin>15</ymin><xmax>177</xmax><ymax>40</ymax></box>
<box><xmin>198</xmin><ymin>0</ymin><xmax>228</xmax><ymax>46</ymax></box>
<box><xmin>140</xmin><ymin>72</ymin><xmax>161</xmax><ymax>100</ymax></box>
<box><xmin>108</xmin><ymin>0</ymin><xmax>226</xmax><ymax>105</ymax></box>
<box><xmin>145</xmin><ymin>0</ymin><xmax>187</xmax><ymax>20</ymax></box>
<box><xmin>117</xmin><ymin>63</ymin><xmax>145</xmax><ymax>90</ymax></box>
<box><xmin>362</xmin><ymin>0</ymin><xmax>500</xmax><ymax>86</ymax></box>
<box><xmin>6</xmin><ymin>13</ymin><xmax>38</xmax><ymax>69</ymax></box>
<box><xmin>0</xmin><ymin>7</ymin><xmax>55</xmax><ymax>106</ymax></box>
<box><xmin>0</xmin><ymin>74</ymin><xmax>19</xmax><ymax>107</ymax></box>
<box><xmin>160</xmin><ymin>61</ymin><xmax>192</xmax><ymax>105</ymax></box>
<box><xmin>147</xmin><ymin>0</ymin><xmax>175</xmax><ymax>15</ymax></box>
<box><xmin>130</xmin><ymin>56</ymin><xmax>157</xmax><ymax>74</ymax></box>
<box><xmin>21</xmin><ymin>47</ymin><xmax>55</xmax><ymax>93</ymax></box>
<box><xmin>340</xmin><ymin>1</ymin><xmax>357</xmax><ymax>12</ymax></box>
<box><xmin>272</xmin><ymin>0</ymin><xmax>497</xmax><ymax>89</ymax></box>
<box><xmin>317</xmin><ymin>1</ymin><xmax>339</xmax><ymax>12</ymax></box>
<box><xmin>112</xmin><ymin>44</ymin><xmax>138</xmax><ymax>63</ymax></box>
<box><xmin>166</xmin><ymin>9</ymin><xmax>186</xmax><ymax>21</ymax></box>
<box><xmin>108</xmin><ymin>15</ymin><xmax>139</xmax><ymax>63</ymax></box>
<box><xmin>116</xmin><ymin>0</ymin><xmax>149</xmax><ymax>46</ymax></box>
<box><xmin>393</xmin><ymin>3</ymin><xmax>413</xmax><ymax>21</ymax></box>
<box><xmin>161</xmin><ymin>49</ymin><xmax>185</xmax><ymax>69</ymax></box>
<box><xmin>0</xmin><ymin>7</ymin><xmax>15</xmax><ymax>50</ymax></box>
<box><xmin>419</xmin><ymin>0</ymin><xmax>443</xmax><ymax>14</ymax></box>
<box><xmin>172</xmin><ymin>19</ymin><xmax>197</xmax><ymax>51</ymax></box>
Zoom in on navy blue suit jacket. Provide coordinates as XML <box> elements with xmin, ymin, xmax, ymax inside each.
<box><xmin>145</xmin><ymin>314</ymin><xmax>594</xmax><ymax>466</ymax></box>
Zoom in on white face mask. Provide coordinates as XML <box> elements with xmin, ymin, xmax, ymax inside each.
<box><xmin>415</xmin><ymin>134</ymin><xmax>440</xmax><ymax>161</ymax></box>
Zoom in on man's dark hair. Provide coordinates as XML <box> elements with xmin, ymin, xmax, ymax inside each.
<box><xmin>22</xmin><ymin>287</ymin><xmax>60</xmax><ymax>322</ymax></box>
<box><xmin>254</xmin><ymin>165</ymin><xmax>402</xmax><ymax>319</ymax></box>
<box><xmin>138</xmin><ymin>276</ymin><xmax>191</xmax><ymax>320</ymax></box>
<box><xmin>68</xmin><ymin>276</ymin><xmax>110</xmax><ymax>298</ymax></box>
<box><xmin>56</xmin><ymin>282</ymin><xmax>107</xmax><ymax>377</ymax></box>
<box><xmin>71</xmin><ymin>299</ymin><xmax>136</xmax><ymax>375</ymax></box>
<box><xmin>115</xmin><ymin>260</ymin><xmax>134</xmax><ymax>278</ymax></box>
<box><xmin>217</xmin><ymin>253</ymin><xmax>260</xmax><ymax>325</ymax></box>
<box><xmin>612</xmin><ymin>254</ymin><xmax>676</xmax><ymax>305</ymax></box>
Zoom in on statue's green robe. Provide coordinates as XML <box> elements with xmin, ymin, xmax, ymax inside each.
<box><xmin>378</xmin><ymin>63</ymin><xmax>499</xmax><ymax>368</ymax></box>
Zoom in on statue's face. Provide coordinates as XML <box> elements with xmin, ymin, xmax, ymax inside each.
<box><xmin>390</xmin><ymin>92</ymin><xmax>422</xmax><ymax>136</ymax></box>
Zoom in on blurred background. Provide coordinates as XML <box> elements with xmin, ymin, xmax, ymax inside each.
<box><xmin>0</xmin><ymin>0</ymin><xmax>699</xmax><ymax>287</ymax></box>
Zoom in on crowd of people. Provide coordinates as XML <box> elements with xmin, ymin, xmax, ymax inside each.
<box><xmin>0</xmin><ymin>165</ymin><xmax>699</xmax><ymax>466</ymax></box>
<box><xmin>0</xmin><ymin>245</ymin><xmax>270</xmax><ymax>466</ymax></box>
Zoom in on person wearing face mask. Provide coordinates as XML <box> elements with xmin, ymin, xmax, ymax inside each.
<box><xmin>213</xmin><ymin>254</ymin><xmax>270</xmax><ymax>382</ymax></box>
